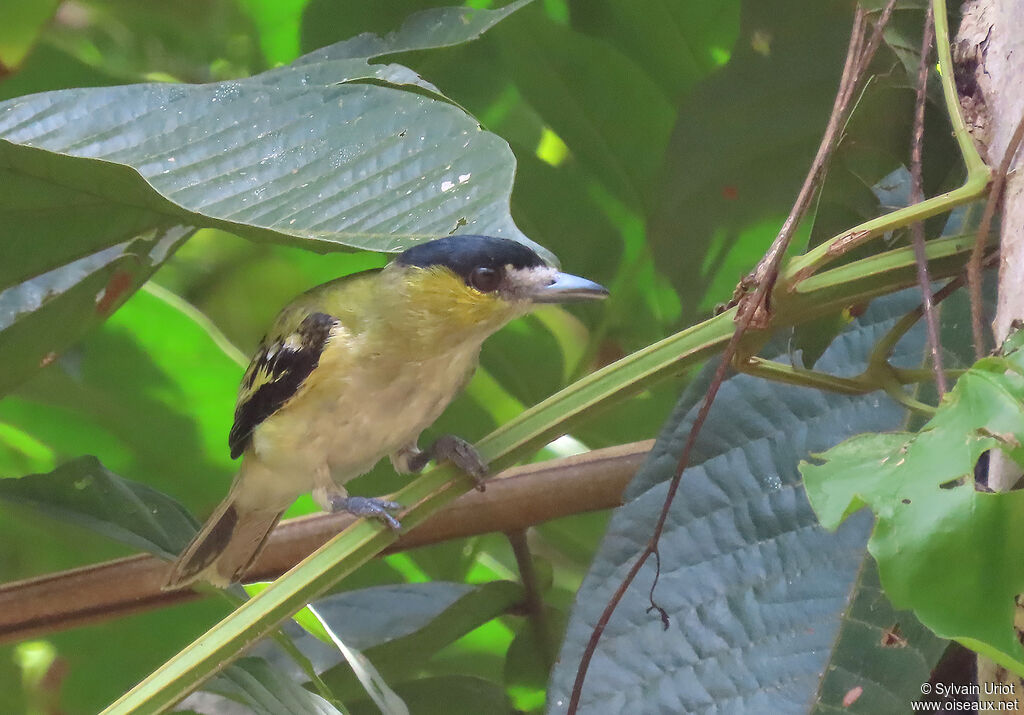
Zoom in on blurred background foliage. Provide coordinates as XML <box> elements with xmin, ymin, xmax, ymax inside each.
<box><xmin>0</xmin><ymin>0</ymin><xmax>941</xmax><ymax>712</ymax></box>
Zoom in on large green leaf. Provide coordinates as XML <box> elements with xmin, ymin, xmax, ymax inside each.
<box><xmin>0</xmin><ymin>2</ymin><xmax>537</xmax><ymax>265</ymax></box>
<box><xmin>548</xmin><ymin>289</ymin><xmax>947</xmax><ymax>713</ymax></box>
<box><xmin>0</xmin><ymin>3</ymin><xmax>539</xmax><ymax>397</ymax></box>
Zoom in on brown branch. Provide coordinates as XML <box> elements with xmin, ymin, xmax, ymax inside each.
<box><xmin>969</xmin><ymin>114</ymin><xmax>1024</xmax><ymax>358</ymax></box>
<box><xmin>909</xmin><ymin>5</ymin><xmax>947</xmax><ymax>394</ymax></box>
<box><xmin>0</xmin><ymin>441</ymin><xmax>651</xmax><ymax>645</ymax></box>
<box><xmin>567</xmin><ymin>4</ymin><xmax>898</xmax><ymax>711</ymax></box>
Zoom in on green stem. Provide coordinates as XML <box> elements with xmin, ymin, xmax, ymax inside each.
<box><xmin>738</xmin><ymin>357</ymin><xmax>873</xmax><ymax>395</ymax></box>
<box><xmin>216</xmin><ymin>589</ymin><xmax>340</xmax><ymax>706</ymax></box>
<box><xmin>932</xmin><ymin>0</ymin><xmax>988</xmax><ymax>178</ymax></box>
<box><xmin>786</xmin><ymin>0</ymin><xmax>991</xmax><ymax>286</ymax></box>
<box><xmin>893</xmin><ymin>367</ymin><xmax>966</xmax><ymax>383</ymax></box>
<box><xmin>270</xmin><ymin>631</ymin><xmax>339</xmax><ymax>707</ymax></box>
<box><xmin>786</xmin><ymin>184</ymin><xmax>986</xmax><ymax>282</ymax></box>
<box><xmin>877</xmin><ymin>362</ymin><xmax>938</xmax><ymax>417</ymax></box>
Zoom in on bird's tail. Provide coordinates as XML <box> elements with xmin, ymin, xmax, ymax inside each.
<box><xmin>164</xmin><ymin>488</ymin><xmax>283</xmax><ymax>590</ymax></box>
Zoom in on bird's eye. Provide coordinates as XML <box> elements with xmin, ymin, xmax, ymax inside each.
<box><xmin>470</xmin><ymin>266</ymin><xmax>501</xmax><ymax>293</ymax></box>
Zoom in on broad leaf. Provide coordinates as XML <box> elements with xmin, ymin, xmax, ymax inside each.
<box><xmin>0</xmin><ymin>456</ymin><xmax>198</xmax><ymax>560</ymax></box>
<box><xmin>548</xmin><ymin>289</ymin><xmax>947</xmax><ymax>713</ymax></box>
<box><xmin>0</xmin><ymin>2</ymin><xmax>538</xmax><ymax>266</ymax></box>
<box><xmin>802</xmin><ymin>328</ymin><xmax>1024</xmax><ymax>675</ymax></box>
<box><xmin>0</xmin><ymin>2</ymin><xmax>539</xmax><ymax>396</ymax></box>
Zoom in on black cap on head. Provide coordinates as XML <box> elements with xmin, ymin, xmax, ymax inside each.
<box><xmin>396</xmin><ymin>236</ymin><xmax>546</xmax><ymax>286</ymax></box>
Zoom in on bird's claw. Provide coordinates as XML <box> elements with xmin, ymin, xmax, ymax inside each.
<box><xmin>432</xmin><ymin>435</ymin><xmax>488</xmax><ymax>492</ymax></box>
<box><xmin>404</xmin><ymin>434</ymin><xmax>489</xmax><ymax>491</ymax></box>
<box><xmin>330</xmin><ymin>495</ymin><xmax>403</xmax><ymax>531</ymax></box>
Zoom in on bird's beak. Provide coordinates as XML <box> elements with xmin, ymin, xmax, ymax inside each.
<box><xmin>532</xmin><ymin>272</ymin><xmax>609</xmax><ymax>303</ymax></box>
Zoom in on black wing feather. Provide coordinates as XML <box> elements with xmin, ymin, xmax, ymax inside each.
<box><xmin>228</xmin><ymin>312</ymin><xmax>338</xmax><ymax>458</ymax></box>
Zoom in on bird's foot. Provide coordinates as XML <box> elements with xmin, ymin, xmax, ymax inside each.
<box><xmin>330</xmin><ymin>495</ymin><xmax>403</xmax><ymax>531</ymax></box>
<box><xmin>409</xmin><ymin>435</ymin><xmax>488</xmax><ymax>492</ymax></box>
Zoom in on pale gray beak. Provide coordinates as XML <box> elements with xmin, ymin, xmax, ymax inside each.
<box><xmin>532</xmin><ymin>272</ymin><xmax>609</xmax><ymax>303</ymax></box>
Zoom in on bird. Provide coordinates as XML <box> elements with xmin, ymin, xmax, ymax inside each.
<box><xmin>164</xmin><ymin>235</ymin><xmax>608</xmax><ymax>588</ymax></box>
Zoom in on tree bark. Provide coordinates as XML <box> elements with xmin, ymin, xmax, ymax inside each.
<box><xmin>956</xmin><ymin>0</ymin><xmax>1024</xmax><ymax>705</ymax></box>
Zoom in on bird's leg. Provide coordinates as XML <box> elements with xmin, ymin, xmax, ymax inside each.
<box><xmin>391</xmin><ymin>435</ymin><xmax>488</xmax><ymax>492</ymax></box>
<box><xmin>313</xmin><ymin>470</ymin><xmax>402</xmax><ymax>531</ymax></box>
<box><xmin>330</xmin><ymin>495</ymin><xmax>402</xmax><ymax>531</ymax></box>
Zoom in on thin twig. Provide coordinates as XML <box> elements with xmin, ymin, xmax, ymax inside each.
<box><xmin>908</xmin><ymin>6</ymin><xmax>946</xmax><ymax>395</ymax></box>
<box><xmin>969</xmin><ymin>114</ymin><xmax>1024</xmax><ymax>358</ymax></box>
<box><xmin>738</xmin><ymin>2</ymin><xmax>895</xmax><ymax>324</ymax></box>
<box><xmin>507</xmin><ymin>530</ymin><xmax>553</xmax><ymax>669</ymax></box>
<box><xmin>565</xmin><ymin>339</ymin><xmax>740</xmax><ymax>714</ymax></box>
<box><xmin>567</xmin><ymin>4</ymin><xmax>898</xmax><ymax>711</ymax></box>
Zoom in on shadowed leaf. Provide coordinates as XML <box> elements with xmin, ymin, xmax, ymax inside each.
<box><xmin>0</xmin><ymin>456</ymin><xmax>198</xmax><ymax>559</ymax></box>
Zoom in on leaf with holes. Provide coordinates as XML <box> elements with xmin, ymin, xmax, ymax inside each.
<box><xmin>802</xmin><ymin>328</ymin><xmax>1024</xmax><ymax>675</ymax></box>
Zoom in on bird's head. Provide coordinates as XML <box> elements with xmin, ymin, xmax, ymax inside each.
<box><xmin>381</xmin><ymin>235</ymin><xmax>607</xmax><ymax>343</ymax></box>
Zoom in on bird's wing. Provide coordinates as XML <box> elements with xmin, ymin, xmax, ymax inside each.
<box><xmin>228</xmin><ymin>311</ymin><xmax>340</xmax><ymax>458</ymax></box>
